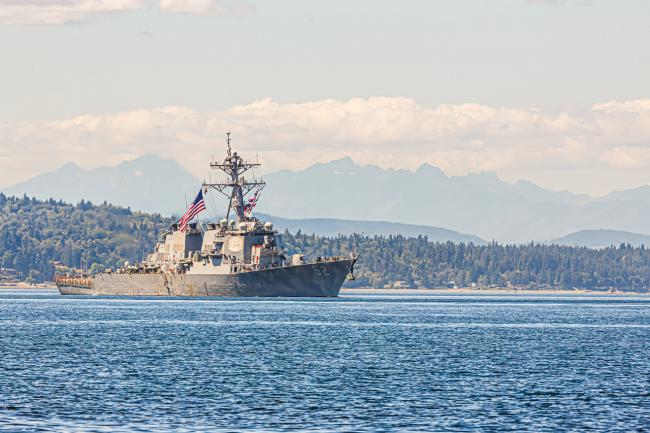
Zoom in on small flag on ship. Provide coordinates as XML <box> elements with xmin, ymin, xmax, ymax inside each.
<box><xmin>243</xmin><ymin>191</ymin><xmax>258</xmax><ymax>217</ymax></box>
<box><xmin>178</xmin><ymin>189</ymin><xmax>206</xmax><ymax>231</ymax></box>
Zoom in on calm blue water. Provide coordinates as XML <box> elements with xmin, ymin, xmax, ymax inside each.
<box><xmin>1</xmin><ymin>289</ymin><xmax>650</xmax><ymax>432</ymax></box>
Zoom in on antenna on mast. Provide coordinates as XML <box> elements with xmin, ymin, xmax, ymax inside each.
<box><xmin>203</xmin><ymin>131</ymin><xmax>265</xmax><ymax>222</ymax></box>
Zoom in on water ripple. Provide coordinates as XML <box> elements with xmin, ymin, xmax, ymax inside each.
<box><xmin>1</xmin><ymin>289</ymin><xmax>650</xmax><ymax>432</ymax></box>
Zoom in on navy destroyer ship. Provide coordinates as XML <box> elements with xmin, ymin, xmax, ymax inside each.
<box><xmin>56</xmin><ymin>134</ymin><xmax>356</xmax><ymax>297</ymax></box>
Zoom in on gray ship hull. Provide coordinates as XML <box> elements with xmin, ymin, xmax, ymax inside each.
<box><xmin>57</xmin><ymin>259</ymin><xmax>354</xmax><ymax>297</ymax></box>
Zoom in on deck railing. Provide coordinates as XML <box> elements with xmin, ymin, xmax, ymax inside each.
<box><xmin>54</xmin><ymin>276</ymin><xmax>93</xmax><ymax>288</ymax></box>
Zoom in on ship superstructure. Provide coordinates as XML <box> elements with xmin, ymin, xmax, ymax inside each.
<box><xmin>56</xmin><ymin>134</ymin><xmax>356</xmax><ymax>297</ymax></box>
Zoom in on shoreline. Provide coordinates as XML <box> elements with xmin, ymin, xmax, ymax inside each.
<box><xmin>1</xmin><ymin>285</ymin><xmax>647</xmax><ymax>296</ymax></box>
<box><xmin>341</xmin><ymin>287</ymin><xmax>649</xmax><ymax>295</ymax></box>
<box><xmin>0</xmin><ymin>282</ymin><xmax>57</xmax><ymax>289</ymax></box>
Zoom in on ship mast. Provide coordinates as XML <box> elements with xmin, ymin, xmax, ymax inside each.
<box><xmin>203</xmin><ymin>132</ymin><xmax>265</xmax><ymax>222</ymax></box>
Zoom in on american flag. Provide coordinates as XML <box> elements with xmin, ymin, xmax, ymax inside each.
<box><xmin>243</xmin><ymin>192</ymin><xmax>258</xmax><ymax>216</ymax></box>
<box><xmin>178</xmin><ymin>189</ymin><xmax>206</xmax><ymax>232</ymax></box>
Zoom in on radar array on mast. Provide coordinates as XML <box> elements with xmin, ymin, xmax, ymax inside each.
<box><xmin>202</xmin><ymin>132</ymin><xmax>265</xmax><ymax>222</ymax></box>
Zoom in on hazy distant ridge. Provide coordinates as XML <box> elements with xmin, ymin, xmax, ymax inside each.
<box><xmin>256</xmin><ymin>213</ymin><xmax>485</xmax><ymax>245</ymax></box>
<box><xmin>6</xmin><ymin>155</ymin><xmax>650</xmax><ymax>243</ymax></box>
<box><xmin>552</xmin><ymin>229</ymin><xmax>650</xmax><ymax>248</ymax></box>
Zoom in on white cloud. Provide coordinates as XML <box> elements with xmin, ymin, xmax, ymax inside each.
<box><xmin>600</xmin><ymin>147</ymin><xmax>650</xmax><ymax>169</ymax></box>
<box><xmin>592</xmin><ymin>99</ymin><xmax>650</xmax><ymax>113</ymax></box>
<box><xmin>159</xmin><ymin>0</ymin><xmax>253</xmax><ymax>15</ymax></box>
<box><xmin>0</xmin><ymin>0</ymin><xmax>253</xmax><ymax>24</ymax></box>
<box><xmin>0</xmin><ymin>0</ymin><xmax>145</xmax><ymax>25</ymax></box>
<box><xmin>1</xmin><ymin>97</ymin><xmax>650</xmax><ymax>195</ymax></box>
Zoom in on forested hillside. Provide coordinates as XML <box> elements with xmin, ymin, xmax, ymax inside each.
<box><xmin>2</xmin><ymin>194</ymin><xmax>650</xmax><ymax>291</ymax></box>
<box><xmin>284</xmin><ymin>233</ymin><xmax>650</xmax><ymax>291</ymax></box>
<box><xmin>0</xmin><ymin>194</ymin><xmax>169</xmax><ymax>282</ymax></box>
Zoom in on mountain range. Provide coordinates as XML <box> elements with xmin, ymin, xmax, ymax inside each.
<box><xmin>5</xmin><ymin>154</ymin><xmax>650</xmax><ymax>245</ymax></box>
<box><xmin>2</xmin><ymin>155</ymin><xmax>197</xmax><ymax>216</ymax></box>
<box><xmin>259</xmin><ymin>157</ymin><xmax>650</xmax><ymax>243</ymax></box>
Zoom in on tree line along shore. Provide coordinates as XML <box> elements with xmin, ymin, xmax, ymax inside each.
<box><xmin>1</xmin><ymin>194</ymin><xmax>650</xmax><ymax>292</ymax></box>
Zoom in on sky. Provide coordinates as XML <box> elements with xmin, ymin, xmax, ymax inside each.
<box><xmin>0</xmin><ymin>0</ymin><xmax>649</xmax><ymax>196</ymax></box>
